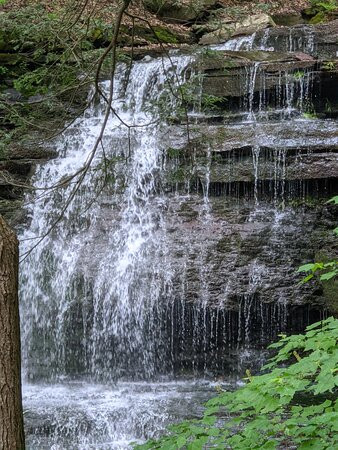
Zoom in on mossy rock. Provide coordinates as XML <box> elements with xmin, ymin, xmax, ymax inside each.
<box><xmin>309</xmin><ymin>11</ymin><xmax>328</xmax><ymax>24</ymax></box>
<box><xmin>167</xmin><ymin>147</ymin><xmax>183</xmax><ymax>158</ymax></box>
<box><xmin>153</xmin><ymin>26</ymin><xmax>179</xmax><ymax>44</ymax></box>
<box><xmin>199</xmin><ymin>13</ymin><xmax>276</xmax><ymax>45</ymax></box>
<box><xmin>131</xmin><ymin>24</ymin><xmax>187</xmax><ymax>44</ymax></box>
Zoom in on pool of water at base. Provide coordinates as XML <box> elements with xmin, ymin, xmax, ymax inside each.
<box><xmin>23</xmin><ymin>379</ymin><xmax>239</xmax><ymax>449</ymax></box>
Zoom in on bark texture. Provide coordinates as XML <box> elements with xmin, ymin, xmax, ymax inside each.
<box><xmin>0</xmin><ymin>215</ymin><xmax>25</xmax><ymax>450</ymax></box>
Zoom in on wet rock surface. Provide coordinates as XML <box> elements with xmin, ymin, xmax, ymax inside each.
<box><xmin>194</xmin><ymin>51</ymin><xmax>337</xmax><ymax>106</ymax></box>
<box><xmin>166</xmin><ymin>119</ymin><xmax>338</xmax><ymax>155</ymax></box>
<box><xmin>143</xmin><ymin>0</ymin><xmax>218</xmax><ymax>23</ymax></box>
<box><xmin>166</xmin><ymin>197</ymin><xmax>337</xmax><ymax>306</ymax></box>
<box><xmin>252</xmin><ymin>19</ymin><xmax>338</xmax><ymax>58</ymax></box>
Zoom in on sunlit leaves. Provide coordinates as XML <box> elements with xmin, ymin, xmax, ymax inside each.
<box><xmin>135</xmin><ymin>318</ymin><xmax>338</xmax><ymax>450</ymax></box>
<box><xmin>327</xmin><ymin>195</ymin><xmax>338</xmax><ymax>205</ymax></box>
<box><xmin>298</xmin><ymin>261</ymin><xmax>338</xmax><ymax>283</ymax></box>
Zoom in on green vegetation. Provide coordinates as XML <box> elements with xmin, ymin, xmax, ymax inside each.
<box><xmin>310</xmin><ymin>0</ymin><xmax>338</xmax><ymax>12</ymax></box>
<box><xmin>167</xmin><ymin>147</ymin><xmax>183</xmax><ymax>158</ymax></box>
<box><xmin>298</xmin><ymin>261</ymin><xmax>338</xmax><ymax>282</ymax></box>
<box><xmin>302</xmin><ymin>111</ymin><xmax>318</xmax><ymax>119</ymax></box>
<box><xmin>0</xmin><ymin>5</ymin><xmax>104</xmax><ymax>96</ymax></box>
<box><xmin>153</xmin><ymin>26</ymin><xmax>179</xmax><ymax>44</ymax></box>
<box><xmin>0</xmin><ymin>3</ymin><xmax>185</xmax><ymax>147</ymax></box>
<box><xmin>322</xmin><ymin>61</ymin><xmax>337</xmax><ymax>71</ymax></box>
<box><xmin>136</xmin><ymin>317</ymin><xmax>338</xmax><ymax>449</ymax></box>
<box><xmin>293</xmin><ymin>70</ymin><xmax>305</xmax><ymax>80</ymax></box>
<box><xmin>305</xmin><ymin>0</ymin><xmax>338</xmax><ymax>23</ymax></box>
<box><xmin>0</xmin><ymin>6</ymin><xmax>100</xmax><ymax>145</ymax></box>
<box><xmin>148</xmin><ymin>73</ymin><xmax>225</xmax><ymax>123</ymax></box>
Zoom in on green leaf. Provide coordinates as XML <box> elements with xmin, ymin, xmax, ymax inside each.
<box><xmin>204</xmin><ymin>406</ymin><xmax>219</xmax><ymax>417</ymax></box>
<box><xmin>260</xmin><ymin>440</ymin><xmax>278</xmax><ymax>449</ymax></box>
<box><xmin>306</xmin><ymin>320</ymin><xmax>324</xmax><ymax>331</ymax></box>
<box><xmin>320</xmin><ymin>271</ymin><xmax>337</xmax><ymax>281</ymax></box>
<box><xmin>202</xmin><ymin>415</ymin><xmax>216</xmax><ymax>426</ymax></box>
<box><xmin>298</xmin><ymin>263</ymin><xmax>317</xmax><ymax>272</ymax></box>
<box><xmin>207</xmin><ymin>427</ymin><xmax>220</xmax><ymax>436</ymax></box>
<box><xmin>301</xmin><ymin>274</ymin><xmax>314</xmax><ymax>283</ymax></box>
<box><xmin>176</xmin><ymin>436</ymin><xmax>187</xmax><ymax>448</ymax></box>
<box><xmin>326</xmin><ymin>195</ymin><xmax>338</xmax><ymax>205</ymax></box>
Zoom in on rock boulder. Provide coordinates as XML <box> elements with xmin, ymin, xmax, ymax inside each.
<box><xmin>199</xmin><ymin>13</ymin><xmax>276</xmax><ymax>45</ymax></box>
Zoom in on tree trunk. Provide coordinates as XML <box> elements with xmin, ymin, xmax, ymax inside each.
<box><xmin>0</xmin><ymin>216</ymin><xmax>25</xmax><ymax>450</ymax></box>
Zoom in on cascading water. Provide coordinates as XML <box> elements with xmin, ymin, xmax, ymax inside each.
<box><xmin>211</xmin><ymin>33</ymin><xmax>257</xmax><ymax>51</ymax></box>
<box><xmin>213</xmin><ymin>25</ymin><xmax>317</xmax><ymax>54</ymax></box>
<box><xmin>20</xmin><ymin>55</ymin><xmax>193</xmax><ymax>381</ymax></box>
<box><xmin>19</xmin><ymin>21</ymin><xmax>335</xmax><ymax>448</ymax></box>
<box><xmin>246</xmin><ymin>62</ymin><xmax>261</xmax><ymax>121</ymax></box>
<box><xmin>288</xmin><ymin>26</ymin><xmax>315</xmax><ymax>54</ymax></box>
<box><xmin>21</xmin><ymin>55</ymin><xmax>221</xmax><ymax>448</ymax></box>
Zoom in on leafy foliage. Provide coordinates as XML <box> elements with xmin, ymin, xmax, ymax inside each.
<box><xmin>135</xmin><ymin>317</ymin><xmax>338</xmax><ymax>449</ymax></box>
<box><xmin>293</xmin><ymin>70</ymin><xmax>305</xmax><ymax>80</ymax></box>
<box><xmin>0</xmin><ymin>5</ymin><xmax>102</xmax><ymax>143</ymax></box>
<box><xmin>306</xmin><ymin>0</ymin><xmax>338</xmax><ymax>23</ymax></box>
<box><xmin>310</xmin><ymin>0</ymin><xmax>338</xmax><ymax>12</ymax></box>
<box><xmin>0</xmin><ymin>6</ymin><xmax>113</xmax><ymax>98</ymax></box>
<box><xmin>328</xmin><ymin>195</ymin><xmax>338</xmax><ymax>205</ymax></box>
<box><xmin>298</xmin><ymin>261</ymin><xmax>338</xmax><ymax>282</ymax></box>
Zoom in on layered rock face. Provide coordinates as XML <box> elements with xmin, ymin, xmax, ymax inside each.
<box><xmin>155</xmin><ymin>21</ymin><xmax>338</xmax><ymax>372</ymax></box>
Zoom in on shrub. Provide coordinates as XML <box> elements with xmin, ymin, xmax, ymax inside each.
<box><xmin>136</xmin><ymin>317</ymin><xmax>338</xmax><ymax>449</ymax></box>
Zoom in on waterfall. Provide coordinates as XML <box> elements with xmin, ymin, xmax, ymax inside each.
<box><xmin>288</xmin><ymin>26</ymin><xmax>315</xmax><ymax>53</ymax></box>
<box><xmin>213</xmin><ymin>26</ymin><xmax>318</xmax><ymax>55</ymax></box>
<box><xmin>211</xmin><ymin>33</ymin><xmax>257</xmax><ymax>51</ymax></box>
<box><xmin>20</xmin><ymin>55</ymin><xmax>193</xmax><ymax>381</ymax></box>
<box><xmin>20</xmin><ymin>23</ymin><xmax>334</xmax><ymax>446</ymax></box>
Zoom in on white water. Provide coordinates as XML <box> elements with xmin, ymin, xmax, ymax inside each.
<box><xmin>24</xmin><ymin>381</ymin><xmax>216</xmax><ymax>450</ymax></box>
<box><xmin>20</xmin><ymin>55</ymin><xmax>193</xmax><ymax>381</ymax></box>
<box><xmin>212</xmin><ymin>26</ymin><xmax>317</xmax><ymax>54</ymax></box>
<box><xmin>211</xmin><ymin>33</ymin><xmax>257</xmax><ymax>51</ymax></box>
